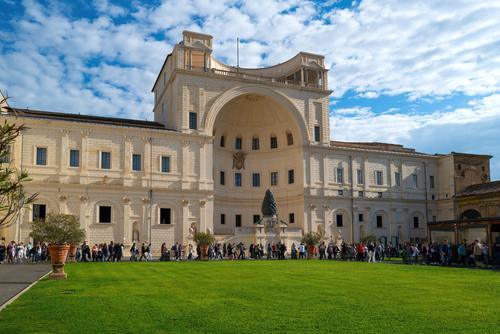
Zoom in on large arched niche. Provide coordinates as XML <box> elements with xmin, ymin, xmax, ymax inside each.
<box><xmin>203</xmin><ymin>85</ymin><xmax>309</xmax><ymax>144</ymax></box>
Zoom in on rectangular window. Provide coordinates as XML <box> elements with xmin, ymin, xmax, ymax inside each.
<box><xmin>132</xmin><ymin>154</ymin><xmax>141</xmax><ymax>171</ymax></box>
<box><xmin>252</xmin><ymin>137</ymin><xmax>260</xmax><ymax>150</ymax></box>
<box><xmin>358</xmin><ymin>191</ymin><xmax>364</xmax><ymax>197</ymax></box>
<box><xmin>358</xmin><ymin>213</ymin><xmax>364</xmax><ymax>222</ymax></box>
<box><xmin>314</xmin><ymin>126</ymin><xmax>320</xmax><ymax>142</ymax></box>
<box><xmin>289</xmin><ymin>213</ymin><xmax>295</xmax><ymax>224</ymax></box>
<box><xmin>235</xmin><ymin>137</ymin><xmax>242</xmax><ymax>150</ymax></box>
<box><xmin>338</xmin><ymin>189</ymin><xmax>344</xmax><ymax>196</ymax></box>
<box><xmin>286</xmin><ymin>132</ymin><xmax>293</xmax><ymax>146</ymax></box>
<box><xmin>336</xmin><ymin>168</ymin><xmax>344</xmax><ymax>183</ymax></box>
<box><xmin>161</xmin><ymin>156</ymin><xmax>171</xmax><ymax>173</ymax></box>
<box><xmin>357</xmin><ymin>169</ymin><xmax>364</xmax><ymax>185</ymax></box>
<box><xmin>336</xmin><ymin>214</ymin><xmax>343</xmax><ymax>227</ymax></box>
<box><xmin>0</xmin><ymin>145</ymin><xmax>11</xmax><ymax>163</ymax></box>
<box><xmin>252</xmin><ymin>173</ymin><xmax>260</xmax><ymax>187</ymax></box>
<box><xmin>413</xmin><ymin>216</ymin><xmax>419</xmax><ymax>229</ymax></box>
<box><xmin>69</xmin><ymin>149</ymin><xmax>80</xmax><ymax>167</ymax></box>
<box><xmin>270</xmin><ymin>171</ymin><xmax>278</xmax><ymax>186</ymax></box>
<box><xmin>377</xmin><ymin>192</ymin><xmax>383</xmax><ymax>198</ymax></box>
<box><xmin>99</xmin><ymin>206</ymin><xmax>112</xmax><ymax>223</ymax></box>
<box><xmin>189</xmin><ymin>112</ymin><xmax>197</xmax><ymax>130</ymax></box>
<box><xmin>253</xmin><ymin>215</ymin><xmax>260</xmax><ymax>224</ymax></box>
<box><xmin>288</xmin><ymin>169</ymin><xmax>294</xmax><ymax>184</ymax></box>
<box><xmin>101</xmin><ymin>151</ymin><xmax>111</xmax><ymax>169</ymax></box>
<box><xmin>234</xmin><ymin>172</ymin><xmax>242</xmax><ymax>187</ymax></box>
<box><xmin>220</xmin><ymin>136</ymin><xmax>225</xmax><ymax>147</ymax></box>
<box><xmin>395</xmin><ymin>172</ymin><xmax>401</xmax><ymax>187</ymax></box>
<box><xmin>36</xmin><ymin>147</ymin><xmax>47</xmax><ymax>166</ymax></box>
<box><xmin>270</xmin><ymin>136</ymin><xmax>278</xmax><ymax>149</ymax></box>
<box><xmin>412</xmin><ymin>174</ymin><xmax>418</xmax><ymax>188</ymax></box>
<box><xmin>432</xmin><ymin>215</ymin><xmax>437</xmax><ymax>222</ymax></box>
<box><xmin>375</xmin><ymin>171</ymin><xmax>383</xmax><ymax>185</ymax></box>
<box><xmin>220</xmin><ymin>214</ymin><xmax>226</xmax><ymax>225</ymax></box>
<box><xmin>429</xmin><ymin>175</ymin><xmax>435</xmax><ymax>189</ymax></box>
<box><xmin>376</xmin><ymin>215</ymin><xmax>383</xmax><ymax>228</ymax></box>
<box><xmin>32</xmin><ymin>204</ymin><xmax>46</xmax><ymax>221</ymax></box>
<box><xmin>235</xmin><ymin>214</ymin><xmax>242</xmax><ymax>227</ymax></box>
<box><xmin>160</xmin><ymin>208</ymin><xmax>171</xmax><ymax>225</ymax></box>
<box><xmin>220</xmin><ymin>171</ymin><xmax>225</xmax><ymax>185</ymax></box>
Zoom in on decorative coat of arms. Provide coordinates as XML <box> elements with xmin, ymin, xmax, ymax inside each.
<box><xmin>232</xmin><ymin>151</ymin><xmax>246</xmax><ymax>170</ymax></box>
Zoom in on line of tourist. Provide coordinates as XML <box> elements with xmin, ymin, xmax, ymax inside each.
<box><xmin>0</xmin><ymin>240</ymin><xmax>50</xmax><ymax>264</ymax></box>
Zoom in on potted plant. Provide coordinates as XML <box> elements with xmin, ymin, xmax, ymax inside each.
<box><xmin>302</xmin><ymin>232</ymin><xmax>322</xmax><ymax>259</ymax></box>
<box><xmin>193</xmin><ymin>232</ymin><xmax>215</xmax><ymax>261</ymax></box>
<box><xmin>30</xmin><ymin>213</ymin><xmax>85</xmax><ymax>279</ymax></box>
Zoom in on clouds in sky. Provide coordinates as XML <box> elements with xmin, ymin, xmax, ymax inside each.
<box><xmin>0</xmin><ymin>0</ymin><xmax>499</xmax><ymax>177</ymax></box>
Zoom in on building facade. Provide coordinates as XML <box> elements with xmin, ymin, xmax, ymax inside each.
<box><xmin>0</xmin><ymin>31</ymin><xmax>495</xmax><ymax>251</ymax></box>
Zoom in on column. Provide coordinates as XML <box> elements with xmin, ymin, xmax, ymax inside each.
<box><xmin>80</xmin><ymin>131</ymin><xmax>89</xmax><ymax>176</ymax></box>
<box><xmin>123</xmin><ymin>197</ymin><xmax>131</xmax><ymax>245</ymax></box>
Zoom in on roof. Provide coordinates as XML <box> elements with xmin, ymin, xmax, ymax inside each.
<box><xmin>330</xmin><ymin>140</ymin><xmax>428</xmax><ymax>155</ymax></box>
<box><xmin>457</xmin><ymin>180</ymin><xmax>500</xmax><ymax>197</ymax></box>
<box><xmin>5</xmin><ymin>107</ymin><xmax>171</xmax><ymax>131</ymax></box>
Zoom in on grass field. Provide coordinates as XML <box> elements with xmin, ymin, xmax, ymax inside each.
<box><xmin>1</xmin><ymin>261</ymin><xmax>499</xmax><ymax>333</ymax></box>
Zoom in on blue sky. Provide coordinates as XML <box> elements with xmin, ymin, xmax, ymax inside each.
<box><xmin>1</xmin><ymin>0</ymin><xmax>500</xmax><ymax>179</ymax></box>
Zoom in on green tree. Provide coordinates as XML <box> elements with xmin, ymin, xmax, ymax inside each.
<box><xmin>0</xmin><ymin>92</ymin><xmax>37</xmax><ymax>228</ymax></box>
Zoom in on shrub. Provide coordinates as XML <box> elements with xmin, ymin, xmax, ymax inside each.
<box><xmin>193</xmin><ymin>232</ymin><xmax>215</xmax><ymax>246</ymax></box>
<box><xmin>30</xmin><ymin>213</ymin><xmax>85</xmax><ymax>245</ymax></box>
<box><xmin>301</xmin><ymin>232</ymin><xmax>321</xmax><ymax>246</ymax></box>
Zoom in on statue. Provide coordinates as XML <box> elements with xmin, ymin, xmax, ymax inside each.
<box><xmin>232</xmin><ymin>151</ymin><xmax>246</xmax><ymax>170</ymax></box>
<box><xmin>188</xmin><ymin>223</ymin><xmax>197</xmax><ymax>237</ymax></box>
<box><xmin>261</xmin><ymin>189</ymin><xmax>278</xmax><ymax>217</ymax></box>
<box><xmin>336</xmin><ymin>229</ymin><xmax>344</xmax><ymax>248</ymax></box>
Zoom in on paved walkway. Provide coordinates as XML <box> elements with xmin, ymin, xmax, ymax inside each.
<box><xmin>0</xmin><ymin>264</ymin><xmax>51</xmax><ymax>307</ymax></box>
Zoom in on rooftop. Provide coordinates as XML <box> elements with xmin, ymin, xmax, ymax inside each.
<box><xmin>457</xmin><ymin>180</ymin><xmax>500</xmax><ymax>197</ymax></box>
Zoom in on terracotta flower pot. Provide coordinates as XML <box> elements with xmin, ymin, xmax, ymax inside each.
<box><xmin>307</xmin><ymin>245</ymin><xmax>316</xmax><ymax>259</ymax></box>
<box><xmin>48</xmin><ymin>244</ymin><xmax>70</xmax><ymax>279</ymax></box>
<box><xmin>67</xmin><ymin>245</ymin><xmax>77</xmax><ymax>263</ymax></box>
<box><xmin>200</xmin><ymin>244</ymin><xmax>209</xmax><ymax>261</ymax></box>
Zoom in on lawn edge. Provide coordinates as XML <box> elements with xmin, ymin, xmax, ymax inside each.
<box><xmin>0</xmin><ymin>269</ymin><xmax>51</xmax><ymax>313</ymax></box>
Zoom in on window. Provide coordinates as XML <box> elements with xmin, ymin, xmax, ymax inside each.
<box><xmin>314</xmin><ymin>126</ymin><xmax>321</xmax><ymax>142</ymax></box>
<box><xmin>220</xmin><ymin>214</ymin><xmax>226</xmax><ymax>225</ymax></box>
<box><xmin>336</xmin><ymin>168</ymin><xmax>344</xmax><ymax>183</ymax></box>
<box><xmin>357</xmin><ymin>169</ymin><xmax>364</xmax><ymax>185</ymax></box>
<box><xmin>289</xmin><ymin>213</ymin><xmax>295</xmax><ymax>224</ymax></box>
<box><xmin>69</xmin><ymin>149</ymin><xmax>80</xmax><ymax>167</ymax></box>
<box><xmin>412</xmin><ymin>174</ymin><xmax>418</xmax><ymax>188</ymax></box>
<box><xmin>235</xmin><ymin>137</ymin><xmax>242</xmax><ymax>150</ymax></box>
<box><xmin>99</xmin><ymin>206</ymin><xmax>112</xmax><ymax>223</ymax></box>
<box><xmin>288</xmin><ymin>169</ymin><xmax>295</xmax><ymax>184</ymax></box>
<box><xmin>234</xmin><ymin>172</ymin><xmax>242</xmax><ymax>187</ymax></box>
<box><xmin>338</xmin><ymin>189</ymin><xmax>344</xmax><ymax>196</ymax></box>
<box><xmin>101</xmin><ymin>151</ymin><xmax>111</xmax><ymax>169</ymax></box>
<box><xmin>252</xmin><ymin>173</ymin><xmax>260</xmax><ymax>187</ymax></box>
<box><xmin>252</xmin><ymin>137</ymin><xmax>260</xmax><ymax>150</ymax></box>
<box><xmin>0</xmin><ymin>145</ymin><xmax>11</xmax><ymax>163</ymax></box>
<box><xmin>286</xmin><ymin>132</ymin><xmax>293</xmax><ymax>146</ymax></box>
<box><xmin>270</xmin><ymin>172</ymin><xmax>278</xmax><ymax>186</ymax></box>
<box><xmin>253</xmin><ymin>215</ymin><xmax>260</xmax><ymax>224</ymax></box>
<box><xmin>220</xmin><ymin>171</ymin><xmax>225</xmax><ymax>185</ymax></box>
<box><xmin>413</xmin><ymin>216</ymin><xmax>419</xmax><ymax>229</ymax></box>
<box><xmin>189</xmin><ymin>112</ymin><xmax>197</xmax><ymax>130</ymax></box>
<box><xmin>36</xmin><ymin>147</ymin><xmax>47</xmax><ymax>166</ymax></box>
<box><xmin>270</xmin><ymin>136</ymin><xmax>278</xmax><ymax>149</ymax></box>
<box><xmin>161</xmin><ymin>156</ymin><xmax>171</xmax><ymax>173</ymax></box>
<box><xmin>431</xmin><ymin>194</ymin><xmax>435</xmax><ymax>200</ymax></box>
<box><xmin>235</xmin><ymin>214</ymin><xmax>242</xmax><ymax>227</ymax></box>
<box><xmin>220</xmin><ymin>135</ymin><xmax>225</xmax><ymax>147</ymax></box>
<box><xmin>376</xmin><ymin>215</ymin><xmax>383</xmax><ymax>228</ymax></box>
<box><xmin>132</xmin><ymin>154</ymin><xmax>142</xmax><ymax>171</ymax></box>
<box><xmin>429</xmin><ymin>175</ymin><xmax>435</xmax><ymax>189</ymax></box>
<box><xmin>336</xmin><ymin>214</ymin><xmax>343</xmax><ymax>227</ymax></box>
<box><xmin>432</xmin><ymin>215</ymin><xmax>437</xmax><ymax>222</ymax></box>
<box><xmin>160</xmin><ymin>208</ymin><xmax>171</xmax><ymax>225</ymax></box>
<box><xmin>377</xmin><ymin>192</ymin><xmax>383</xmax><ymax>198</ymax></box>
<box><xmin>375</xmin><ymin>171</ymin><xmax>383</xmax><ymax>185</ymax></box>
<box><xmin>358</xmin><ymin>191</ymin><xmax>364</xmax><ymax>197</ymax></box>
<box><xmin>358</xmin><ymin>213</ymin><xmax>364</xmax><ymax>222</ymax></box>
<box><xmin>32</xmin><ymin>204</ymin><xmax>46</xmax><ymax>221</ymax></box>
<box><xmin>395</xmin><ymin>172</ymin><xmax>401</xmax><ymax>187</ymax></box>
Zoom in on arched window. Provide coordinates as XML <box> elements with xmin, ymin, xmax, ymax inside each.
<box><xmin>460</xmin><ymin>209</ymin><xmax>481</xmax><ymax>220</ymax></box>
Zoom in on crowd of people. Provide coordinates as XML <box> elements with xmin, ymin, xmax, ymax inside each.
<box><xmin>0</xmin><ymin>238</ymin><xmax>495</xmax><ymax>268</ymax></box>
<box><xmin>0</xmin><ymin>240</ymin><xmax>50</xmax><ymax>264</ymax></box>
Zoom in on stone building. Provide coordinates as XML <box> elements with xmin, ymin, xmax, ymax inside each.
<box><xmin>0</xmin><ymin>31</ymin><xmax>496</xmax><ymax>252</ymax></box>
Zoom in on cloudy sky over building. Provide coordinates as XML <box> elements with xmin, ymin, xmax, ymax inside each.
<box><xmin>1</xmin><ymin>0</ymin><xmax>499</xmax><ymax>178</ymax></box>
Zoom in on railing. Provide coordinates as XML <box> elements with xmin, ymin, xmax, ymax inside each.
<box><xmin>184</xmin><ymin>66</ymin><xmax>323</xmax><ymax>89</ymax></box>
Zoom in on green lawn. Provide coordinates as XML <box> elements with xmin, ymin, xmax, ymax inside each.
<box><xmin>1</xmin><ymin>261</ymin><xmax>499</xmax><ymax>333</ymax></box>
